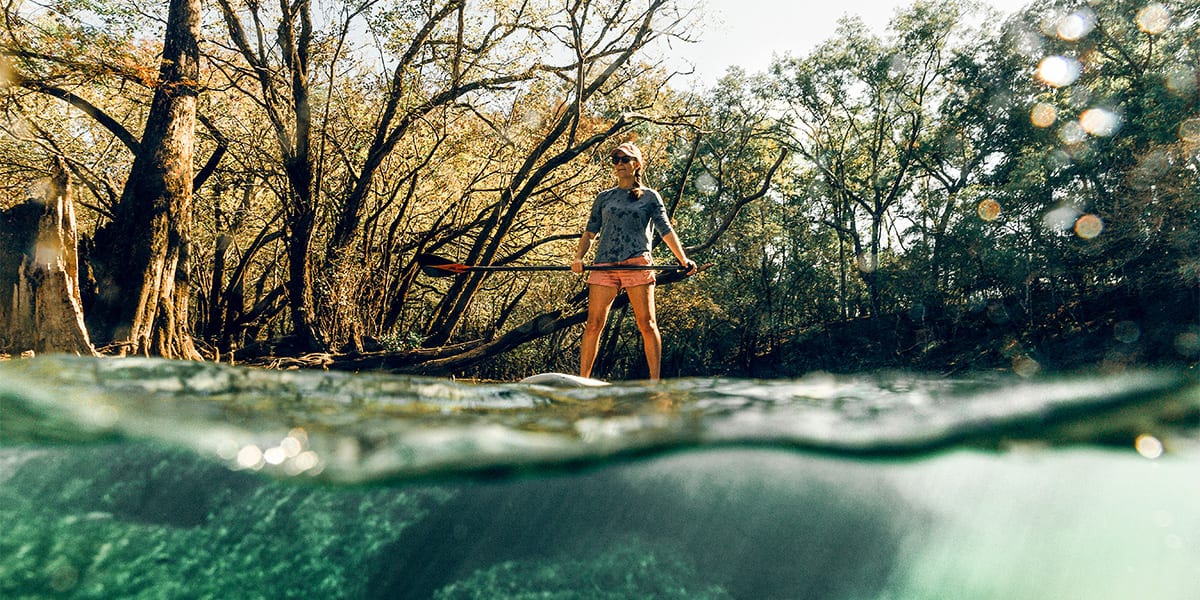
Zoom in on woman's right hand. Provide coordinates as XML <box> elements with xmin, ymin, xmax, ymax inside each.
<box><xmin>570</xmin><ymin>258</ymin><xmax>584</xmax><ymax>274</ymax></box>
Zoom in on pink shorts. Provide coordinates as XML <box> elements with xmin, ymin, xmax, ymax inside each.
<box><xmin>586</xmin><ymin>256</ymin><xmax>655</xmax><ymax>289</ymax></box>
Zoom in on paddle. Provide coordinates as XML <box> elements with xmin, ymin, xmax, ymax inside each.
<box><xmin>417</xmin><ymin>253</ymin><xmax>688</xmax><ymax>278</ymax></box>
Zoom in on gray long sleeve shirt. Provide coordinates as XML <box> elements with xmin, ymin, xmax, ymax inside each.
<box><xmin>585</xmin><ymin>187</ymin><xmax>674</xmax><ymax>263</ymax></box>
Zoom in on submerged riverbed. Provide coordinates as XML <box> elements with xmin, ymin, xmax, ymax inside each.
<box><xmin>1</xmin><ymin>356</ymin><xmax>1197</xmax><ymax>598</ymax></box>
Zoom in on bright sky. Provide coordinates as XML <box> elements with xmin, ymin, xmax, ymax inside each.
<box><xmin>673</xmin><ymin>0</ymin><xmax>1034</xmax><ymax>85</ymax></box>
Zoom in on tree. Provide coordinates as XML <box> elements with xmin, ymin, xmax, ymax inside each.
<box><xmin>0</xmin><ymin>0</ymin><xmax>224</xmax><ymax>359</ymax></box>
<box><xmin>772</xmin><ymin>1</ymin><xmax>986</xmax><ymax>319</ymax></box>
<box><xmin>83</xmin><ymin>0</ymin><xmax>204</xmax><ymax>358</ymax></box>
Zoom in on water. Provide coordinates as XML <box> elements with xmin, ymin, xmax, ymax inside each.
<box><xmin>1</xmin><ymin>356</ymin><xmax>1198</xmax><ymax>599</ymax></box>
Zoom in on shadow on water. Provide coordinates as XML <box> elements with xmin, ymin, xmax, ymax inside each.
<box><xmin>371</xmin><ymin>450</ymin><xmax>924</xmax><ymax>600</ymax></box>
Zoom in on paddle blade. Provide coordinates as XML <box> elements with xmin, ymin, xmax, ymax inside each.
<box><xmin>416</xmin><ymin>253</ymin><xmax>470</xmax><ymax>277</ymax></box>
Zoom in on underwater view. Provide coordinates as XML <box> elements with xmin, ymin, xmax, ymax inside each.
<box><xmin>1</xmin><ymin>356</ymin><xmax>1198</xmax><ymax>599</ymax></box>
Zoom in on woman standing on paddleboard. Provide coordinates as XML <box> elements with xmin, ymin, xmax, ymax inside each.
<box><xmin>571</xmin><ymin>141</ymin><xmax>698</xmax><ymax>380</ymax></box>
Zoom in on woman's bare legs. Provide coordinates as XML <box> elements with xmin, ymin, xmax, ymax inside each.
<box><xmin>580</xmin><ymin>284</ymin><xmax>620</xmax><ymax>378</ymax></box>
<box><xmin>626</xmin><ymin>283</ymin><xmax>661</xmax><ymax>380</ymax></box>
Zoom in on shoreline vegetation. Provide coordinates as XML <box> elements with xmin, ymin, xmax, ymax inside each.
<box><xmin>6</xmin><ymin>281</ymin><xmax>1193</xmax><ymax>381</ymax></box>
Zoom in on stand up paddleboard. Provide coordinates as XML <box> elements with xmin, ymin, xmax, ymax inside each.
<box><xmin>518</xmin><ymin>372</ymin><xmax>611</xmax><ymax>387</ymax></box>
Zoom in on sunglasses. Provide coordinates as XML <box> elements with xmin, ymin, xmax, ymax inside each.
<box><xmin>611</xmin><ymin>155</ymin><xmax>636</xmax><ymax>165</ymax></box>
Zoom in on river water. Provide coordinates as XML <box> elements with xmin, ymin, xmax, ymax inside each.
<box><xmin>1</xmin><ymin>356</ymin><xmax>1197</xmax><ymax>598</ymax></box>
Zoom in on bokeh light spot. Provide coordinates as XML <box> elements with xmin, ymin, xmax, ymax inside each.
<box><xmin>1058</xmin><ymin>121</ymin><xmax>1087</xmax><ymax>144</ymax></box>
<box><xmin>1037</xmin><ymin>56</ymin><xmax>1081</xmax><ymax>87</ymax></box>
<box><xmin>1136</xmin><ymin>3</ymin><xmax>1171</xmax><ymax>35</ymax></box>
<box><xmin>694</xmin><ymin>171</ymin><xmax>717</xmax><ymax>195</ymax></box>
<box><xmin>857</xmin><ymin>252</ymin><xmax>878</xmax><ymax>274</ymax></box>
<box><xmin>1012</xmin><ymin>355</ymin><xmax>1040</xmax><ymax>377</ymax></box>
<box><xmin>263</xmin><ymin>446</ymin><xmax>287</xmax><ymax>465</ymax></box>
<box><xmin>1030</xmin><ymin>102</ymin><xmax>1057</xmax><ymax>128</ymax></box>
<box><xmin>1043</xmin><ymin>206</ymin><xmax>1080</xmax><ymax>232</ymax></box>
<box><xmin>1166</xmin><ymin>68</ymin><xmax>1196</xmax><ymax>96</ymax></box>
<box><xmin>1179</xmin><ymin>118</ymin><xmax>1200</xmax><ymax>143</ymax></box>
<box><xmin>280</xmin><ymin>435</ymin><xmax>303</xmax><ymax>457</ymax></box>
<box><xmin>236</xmin><ymin>445</ymin><xmax>264</xmax><ymax>469</ymax></box>
<box><xmin>1056</xmin><ymin>9</ymin><xmax>1096</xmax><ymax>41</ymax></box>
<box><xmin>1113</xmin><ymin>320</ymin><xmax>1141</xmax><ymax>344</ymax></box>
<box><xmin>1175</xmin><ymin>329</ymin><xmax>1200</xmax><ymax>357</ymax></box>
<box><xmin>1079</xmin><ymin>108</ymin><xmax>1121</xmax><ymax>136</ymax></box>
<box><xmin>1135</xmin><ymin>434</ymin><xmax>1164</xmax><ymax>459</ymax></box>
<box><xmin>977</xmin><ymin>199</ymin><xmax>1002</xmax><ymax>221</ymax></box>
<box><xmin>1073</xmin><ymin>214</ymin><xmax>1103</xmax><ymax>239</ymax></box>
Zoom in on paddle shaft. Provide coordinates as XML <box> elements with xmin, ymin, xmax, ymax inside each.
<box><xmin>416</xmin><ymin>252</ymin><xmax>691</xmax><ymax>277</ymax></box>
<box><xmin>449</xmin><ymin>264</ymin><xmax>682</xmax><ymax>273</ymax></box>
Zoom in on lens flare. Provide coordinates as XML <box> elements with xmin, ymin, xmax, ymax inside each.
<box><xmin>1073</xmin><ymin>214</ymin><xmax>1103</xmax><ymax>239</ymax></box>
<box><xmin>1079</xmin><ymin>108</ymin><xmax>1121</xmax><ymax>136</ymax></box>
<box><xmin>977</xmin><ymin>199</ymin><xmax>1002</xmax><ymax>221</ymax></box>
<box><xmin>1056</xmin><ymin>9</ymin><xmax>1096</xmax><ymax>41</ymax></box>
<box><xmin>1030</xmin><ymin>102</ymin><xmax>1057</xmax><ymax>127</ymax></box>
<box><xmin>1037</xmin><ymin>56</ymin><xmax>1081</xmax><ymax>87</ymax></box>
<box><xmin>1136</xmin><ymin>3</ymin><xmax>1170</xmax><ymax>35</ymax></box>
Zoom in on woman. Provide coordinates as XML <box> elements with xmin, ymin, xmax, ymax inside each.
<box><xmin>571</xmin><ymin>141</ymin><xmax>698</xmax><ymax>380</ymax></box>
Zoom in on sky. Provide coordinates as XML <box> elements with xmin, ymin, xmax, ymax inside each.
<box><xmin>671</xmin><ymin>0</ymin><xmax>1035</xmax><ymax>85</ymax></box>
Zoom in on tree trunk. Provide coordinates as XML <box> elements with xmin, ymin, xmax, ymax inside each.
<box><xmin>0</xmin><ymin>158</ymin><xmax>96</xmax><ymax>356</ymax></box>
<box><xmin>86</xmin><ymin>0</ymin><xmax>203</xmax><ymax>360</ymax></box>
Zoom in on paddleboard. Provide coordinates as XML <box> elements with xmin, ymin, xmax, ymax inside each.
<box><xmin>518</xmin><ymin>372</ymin><xmax>611</xmax><ymax>387</ymax></box>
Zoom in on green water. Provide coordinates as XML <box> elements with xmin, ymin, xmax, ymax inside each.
<box><xmin>1</xmin><ymin>356</ymin><xmax>1197</xmax><ymax>598</ymax></box>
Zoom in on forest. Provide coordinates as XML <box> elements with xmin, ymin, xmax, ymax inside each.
<box><xmin>0</xmin><ymin>0</ymin><xmax>1197</xmax><ymax>380</ymax></box>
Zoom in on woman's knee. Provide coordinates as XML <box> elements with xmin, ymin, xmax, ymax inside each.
<box><xmin>635</xmin><ymin>315</ymin><xmax>658</xmax><ymax>334</ymax></box>
<box><xmin>584</xmin><ymin>315</ymin><xmax>608</xmax><ymax>335</ymax></box>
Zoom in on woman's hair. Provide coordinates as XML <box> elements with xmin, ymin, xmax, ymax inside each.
<box><xmin>629</xmin><ymin>168</ymin><xmax>644</xmax><ymax>201</ymax></box>
<box><xmin>613</xmin><ymin>141</ymin><xmax>645</xmax><ymax>201</ymax></box>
